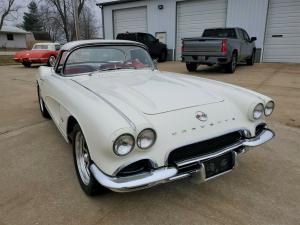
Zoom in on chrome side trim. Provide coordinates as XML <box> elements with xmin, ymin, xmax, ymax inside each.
<box><xmin>71</xmin><ymin>79</ymin><xmax>137</xmax><ymax>131</ymax></box>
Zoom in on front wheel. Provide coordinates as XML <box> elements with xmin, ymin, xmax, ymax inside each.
<box><xmin>225</xmin><ymin>52</ymin><xmax>237</xmax><ymax>73</ymax></box>
<box><xmin>72</xmin><ymin>124</ymin><xmax>103</xmax><ymax>196</ymax></box>
<box><xmin>159</xmin><ymin>49</ymin><xmax>167</xmax><ymax>62</ymax></box>
<box><xmin>37</xmin><ymin>85</ymin><xmax>51</xmax><ymax>119</ymax></box>
<box><xmin>22</xmin><ymin>62</ymin><xmax>32</xmax><ymax>67</ymax></box>
<box><xmin>186</xmin><ymin>62</ymin><xmax>198</xmax><ymax>72</ymax></box>
<box><xmin>246</xmin><ymin>51</ymin><xmax>255</xmax><ymax>66</ymax></box>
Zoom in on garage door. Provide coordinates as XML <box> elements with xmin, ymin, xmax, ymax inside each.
<box><xmin>113</xmin><ymin>6</ymin><xmax>147</xmax><ymax>38</ymax></box>
<box><xmin>176</xmin><ymin>0</ymin><xmax>227</xmax><ymax>60</ymax></box>
<box><xmin>263</xmin><ymin>0</ymin><xmax>300</xmax><ymax>63</ymax></box>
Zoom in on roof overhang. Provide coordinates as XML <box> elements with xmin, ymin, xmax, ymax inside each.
<box><xmin>96</xmin><ymin>0</ymin><xmax>138</xmax><ymax>7</ymax></box>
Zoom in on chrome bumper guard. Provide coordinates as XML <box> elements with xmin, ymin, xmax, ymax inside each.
<box><xmin>90</xmin><ymin>128</ymin><xmax>275</xmax><ymax>192</ymax></box>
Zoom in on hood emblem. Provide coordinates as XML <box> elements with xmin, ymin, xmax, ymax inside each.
<box><xmin>195</xmin><ymin>111</ymin><xmax>208</xmax><ymax>122</ymax></box>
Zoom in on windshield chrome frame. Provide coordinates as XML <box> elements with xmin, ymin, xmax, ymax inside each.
<box><xmin>56</xmin><ymin>43</ymin><xmax>153</xmax><ymax>77</ymax></box>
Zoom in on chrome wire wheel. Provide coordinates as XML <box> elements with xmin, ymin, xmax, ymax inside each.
<box><xmin>75</xmin><ymin>131</ymin><xmax>91</xmax><ymax>185</ymax></box>
<box><xmin>48</xmin><ymin>56</ymin><xmax>56</xmax><ymax>67</ymax></box>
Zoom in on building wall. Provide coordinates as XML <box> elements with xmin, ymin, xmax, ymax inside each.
<box><xmin>102</xmin><ymin>0</ymin><xmax>269</xmax><ymax>61</ymax></box>
<box><xmin>0</xmin><ymin>33</ymin><xmax>27</xmax><ymax>49</ymax></box>
<box><xmin>226</xmin><ymin>0</ymin><xmax>269</xmax><ymax>60</ymax></box>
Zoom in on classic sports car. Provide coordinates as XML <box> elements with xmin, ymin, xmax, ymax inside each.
<box><xmin>36</xmin><ymin>40</ymin><xmax>275</xmax><ymax>195</ymax></box>
<box><xmin>14</xmin><ymin>42</ymin><xmax>60</xmax><ymax>67</ymax></box>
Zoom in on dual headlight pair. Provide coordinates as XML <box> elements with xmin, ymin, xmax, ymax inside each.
<box><xmin>252</xmin><ymin>101</ymin><xmax>275</xmax><ymax>120</ymax></box>
<box><xmin>113</xmin><ymin>129</ymin><xmax>156</xmax><ymax>156</ymax></box>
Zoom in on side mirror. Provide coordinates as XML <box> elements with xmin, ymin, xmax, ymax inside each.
<box><xmin>250</xmin><ymin>37</ymin><xmax>257</xmax><ymax>42</ymax></box>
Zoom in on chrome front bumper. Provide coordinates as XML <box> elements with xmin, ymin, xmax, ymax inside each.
<box><xmin>90</xmin><ymin>128</ymin><xmax>275</xmax><ymax>192</ymax></box>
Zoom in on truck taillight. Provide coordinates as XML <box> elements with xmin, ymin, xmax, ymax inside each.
<box><xmin>221</xmin><ymin>39</ymin><xmax>227</xmax><ymax>53</ymax></box>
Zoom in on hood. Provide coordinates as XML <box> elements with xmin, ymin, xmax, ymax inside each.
<box><xmin>72</xmin><ymin>70</ymin><xmax>224</xmax><ymax>115</ymax></box>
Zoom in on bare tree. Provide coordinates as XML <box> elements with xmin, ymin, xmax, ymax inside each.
<box><xmin>0</xmin><ymin>0</ymin><xmax>20</xmax><ymax>30</ymax></box>
<box><xmin>79</xmin><ymin>6</ymin><xmax>98</xmax><ymax>39</ymax></box>
<box><xmin>44</xmin><ymin>0</ymin><xmax>86</xmax><ymax>42</ymax></box>
<box><xmin>39</xmin><ymin>4</ymin><xmax>63</xmax><ymax>42</ymax></box>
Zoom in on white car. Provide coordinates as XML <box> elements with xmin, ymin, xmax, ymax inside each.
<box><xmin>37</xmin><ymin>40</ymin><xmax>275</xmax><ymax>195</ymax></box>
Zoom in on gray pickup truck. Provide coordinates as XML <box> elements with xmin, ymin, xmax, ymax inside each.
<box><xmin>182</xmin><ymin>27</ymin><xmax>257</xmax><ymax>73</ymax></box>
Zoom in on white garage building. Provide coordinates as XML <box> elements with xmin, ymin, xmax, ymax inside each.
<box><xmin>98</xmin><ymin>0</ymin><xmax>300</xmax><ymax>63</ymax></box>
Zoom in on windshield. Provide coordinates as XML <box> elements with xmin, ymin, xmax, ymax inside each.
<box><xmin>63</xmin><ymin>46</ymin><xmax>154</xmax><ymax>75</ymax></box>
<box><xmin>32</xmin><ymin>44</ymin><xmax>49</xmax><ymax>50</ymax></box>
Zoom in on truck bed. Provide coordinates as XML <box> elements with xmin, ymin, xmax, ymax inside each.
<box><xmin>182</xmin><ymin>37</ymin><xmax>225</xmax><ymax>56</ymax></box>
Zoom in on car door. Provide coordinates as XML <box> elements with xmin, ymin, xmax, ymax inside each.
<box><xmin>237</xmin><ymin>29</ymin><xmax>247</xmax><ymax>59</ymax></box>
<box><xmin>241</xmin><ymin>29</ymin><xmax>253</xmax><ymax>59</ymax></box>
<box><xmin>41</xmin><ymin>52</ymin><xmax>69</xmax><ymax>133</ymax></box>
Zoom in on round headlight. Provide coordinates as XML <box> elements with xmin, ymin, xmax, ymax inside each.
<box><xmin>137</xmin><ymin>129</ymin><xmax>156</xmax><ymax>149</ymax></box>
<box><xmin>265</xmin><ymin>101</ymin><xmax>275</xmax><ymax>116</ymax></box>
<box><xmin>113</xmin><ymin>134</ymin><xmax>135</xmax><ymax>156</ymax></box>
<box><xmin>253</xmin><ymin>103</ymin><xmax>264</xmax><ymax>120</ymax></box>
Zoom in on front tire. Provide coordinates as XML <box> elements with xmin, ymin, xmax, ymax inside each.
<box><xmin>22</xmin><ymin>62</ymin><xmax>32</xmax><ymax>67</ymax></box>
<box><xmin>37</xmin><ymin>85</ymin><xmax>51</xmax><ymax>119</ymax></box>
<box><xmin>246</xmin><ymin>50</ymin><xmax>255</xmax><ymax>66</ymax></box>
<box><xmin>186</xmin><ymin>62</ymin><xmax>198</xmax><ymax>72</ymax></box>
<box><xmin>72</xmin><ymin>124</ymin><xmax>103</xmax><ymax>196</ymax></box>
<box><xmin>225</xmin><ymin>52</ymin><xmax>237</xmax><ymax>73</ymax></box>
<box><xmin>159</xmin><ymin>49</ymin><xmax>167</xmax><ymax>62</ymax></box>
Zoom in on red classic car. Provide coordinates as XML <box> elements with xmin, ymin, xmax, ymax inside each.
<box><xmin>14</xmin><ymin>43</ymin><xmax>61</xmax><ymax>67</ymax></box>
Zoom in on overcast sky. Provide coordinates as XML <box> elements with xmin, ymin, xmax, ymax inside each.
<box><xmin>7</xmin><ymin>0</ymin><xmax>104</xmax><ymax>28</ymax></box>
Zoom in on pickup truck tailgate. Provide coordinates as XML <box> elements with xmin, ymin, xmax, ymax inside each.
<box><xmin>182</xmin><ymin>38</ymin><xmax>224</xmax><ymax>56</ymax></box>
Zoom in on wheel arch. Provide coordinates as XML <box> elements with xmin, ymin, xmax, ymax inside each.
<box><xmin>67</xmin><ymin>115</ymin><xmax>79</xmax><ymax>143</ymax></box>
<box><xmin>232</xmin><ymin>49</ymin><xmax>238</xmax><ymax>56</ymax></box>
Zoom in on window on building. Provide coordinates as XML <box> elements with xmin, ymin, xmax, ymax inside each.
<box><xmin>7</xmin><ymin>34</ymin><xmax>14</xmax><ymax>41</ymax></box>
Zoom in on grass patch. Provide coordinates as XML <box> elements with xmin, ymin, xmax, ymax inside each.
<box><xmin>0</xmin><ymin>55</ymin><xmax>17</xmax><ymax>66</ymax></box>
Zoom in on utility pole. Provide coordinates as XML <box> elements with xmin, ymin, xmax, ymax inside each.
<box><xmin>73</xmin><ymin>0</ymin><xmax>80</xmax><ymax>40</ymax></box>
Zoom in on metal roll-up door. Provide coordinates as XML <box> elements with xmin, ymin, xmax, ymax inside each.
<box><xmin>113</xmin><ymin>6</ymin><xmax>147</xmax><ymax>38</ymax></box>
<box><xmin>176</xmin><ymin>0</ymin><xmax>227</xmax><ymax>60</ymax></box>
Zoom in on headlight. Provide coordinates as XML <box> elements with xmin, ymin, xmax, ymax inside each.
<box><xmin>253</xmin><ymin>103</ymin><xmax>264</xmax><ymax>120</ymax></box>
<box><xmin>265</xmin><ymin>101</ymin><xmax>275</xmax><ymax>116</ymax></box>
<box><xmin>137</xmin><ymin>129</ymin><xmax>156</xmax><ymax>149</ymax></box>
<box><xmin>113</xmin><ymin>134</ymin><xmax>135</xmax><ymax>156</ymax></box>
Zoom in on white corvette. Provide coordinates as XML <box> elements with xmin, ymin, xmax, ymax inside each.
<box><xmin>37</xmin><ymin>40</ymin><xmax>275</xmax><ymax>195</ymax></box>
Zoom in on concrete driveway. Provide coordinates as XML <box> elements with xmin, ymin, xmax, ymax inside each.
<box><xmin>0</xmin><ymin>63</ymin><xmax>299</xmax><ymax>225</ymax></box>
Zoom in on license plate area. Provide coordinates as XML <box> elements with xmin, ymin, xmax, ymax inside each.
<box><xmin>203</xmin><ymin>152</ymin><xmax>234</xmax><ymax>179</ymax></box>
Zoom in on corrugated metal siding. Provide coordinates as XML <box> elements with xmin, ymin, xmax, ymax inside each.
<box><xmin>113</xmin><ymin>6</ymin><xmax>147</xmax><ymax>38</ymax></box>
<box><xmin>226</xmin><ymin>0</ymin><xmax>268</xmax><ymax>49</ymax></box>
<box><xmin>176</xmin><ymin>0</ymin><xmax>227</xmax><ymax>60</ymax></box>
<box><xmin>263</xmin><ymin>0</ymin><xmax>300</xmax><ymax>62</ymax></box>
